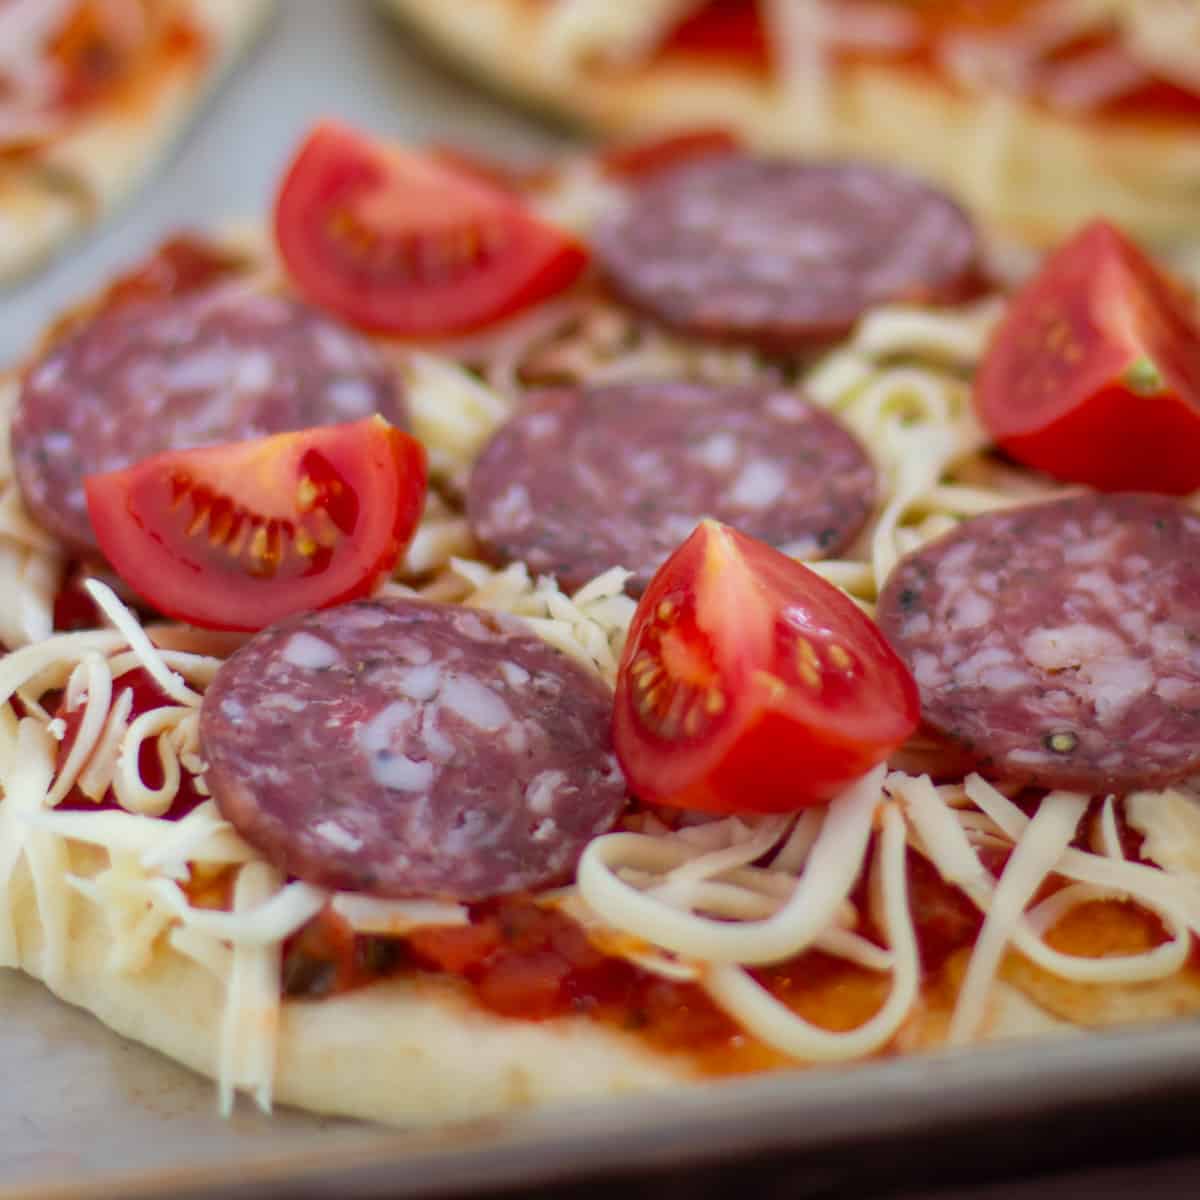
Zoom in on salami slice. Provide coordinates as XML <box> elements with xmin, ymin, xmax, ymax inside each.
<box><xmin>199</xmin><ymin>598</ymin><xmax>625</xmax><ymax>900</ymax></box>
<box><xmin>467</xmin><ymin>381</ymin><xmax>876</xmax><ymax>595</ymax></box>
<box><xmin>877</xmin><ymin>493</ymin><xmax>1200</xmax><ymax>793</ymax></box>
<box><xmin>12</xmin><ymin>287</ymin><xmax>408</xmax><ymax>555</ymax></box>
<box><xmin>594</xmin><ymin>156</ymin><xmax>984</xmax><ymax>350</ymax></box>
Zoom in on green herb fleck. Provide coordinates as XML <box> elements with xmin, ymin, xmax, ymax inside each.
<box><xmin>1124</xmin><ymin>357</ymin><xmax>1165</xmax><ymax>396</ymax></box>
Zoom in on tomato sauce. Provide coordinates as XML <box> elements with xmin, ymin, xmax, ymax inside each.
<box><xmin>279</xmin><ymin>856</ymin><xmax>971</xmax><ymax>1073</ymax></box>
<box><xmin>52</xmin><ymin>666</ymin><xmax>206</xmax><ymax>820</ymax></box>
<box><xmin>40</xmin><ymin>234</ymin><xmax>249</xmax><ymax>350</ymax></box>
<box><xmin>655</xmin><ymin>0</ymin><xmax>1200</xmax><ymax>124</ymax></box>
<box><xmin>223</xmin><ymin>797</ymin><xmax>1178</xmax><ymax>1070</ymax></box>
<box><xmin>96</xmin><ymin>234</ymin><xmax>250</xmax><ymax>312</ymax></box>
<box><xmin>52</xmin><ymin>2</ymin><xmax>207</xmax><ymax>114</ymax></box>
<box><xmin>278</xmin><ymin>895</ymin><xmax>905</xmax><ymax>1073</ymax></box>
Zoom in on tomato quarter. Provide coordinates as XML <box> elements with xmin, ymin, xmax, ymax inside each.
<box><xmin>974</xmin><ymin>220</ymin><xmax>1200</xmax><ymax>494</ymax></box>
<box><xmin>274</xmin><ymin>121</ymin><xmax>588</xmax><ymax>337</ymax></box>
<box><xmin>85</xmin><ymin>417</ymin><xmax>427</xmax><ymax>632</ymax></box>
<box><xmin>613</xmin><ymin>521</ymin><xmax>920</xmax><ymax>813</ymax></box>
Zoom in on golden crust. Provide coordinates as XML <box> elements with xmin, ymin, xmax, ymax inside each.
<box><xmin>8</xmin><ymin>837</ymin><xmax>1096</xmax><ymax>1126</ymax></box>
<box><xmin>10</xmin><ymin>844</ymin><xmax>697</xmax><ymax>1126</ymax></box>
<box><xmin>0</xmin><ymin>0</ymin><xmax>274</xmax><ymax>284</ymax></box>
<box><xmin>1002</xmin><ymin>954</ymin><xmax>1200</xmax><ymax>1029</ymax></box>
<box><xmin>379</xmin><ymin>0</ymin><xmax>1200</xmax><ymax>248</ymax></box>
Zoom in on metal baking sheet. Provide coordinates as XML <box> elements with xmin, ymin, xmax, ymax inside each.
<box><xmin>3</xmin><ymin>3</ymin><xmax>1200</xmax><ymax>1197</ymax></box>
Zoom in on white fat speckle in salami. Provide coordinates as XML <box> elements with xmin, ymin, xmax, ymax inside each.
<box><xmin>281</xmin><ymin>634</ymin><xmax>342</xmax><ymax>672</ymax></box>
<box><xmin>728</xmin><ymin>460</ymin><xmax>789</xmax><ymax>510</ymax></box>
<box><xmin>878</xmin><ymin>493</ymin><xmax>1200</xmax><ymax>792</ymax></box>
<box><xmin>439</xmin><ymin>674</ymin><xmax>513</xmax><ymax>732</ymax></box>
<box><xmin>526</xmin><ymin>770</ymin><xmax>570</xmax><ymax>816</ymax></box>
<box><xmin>314</xmin><ymin>821</ymin><xmax>364</xmax><ymax>853</ymax></box>
<box><xmin>395</xmin><ymin>663</ymin><xmax>443</xmax><ymax>702</ymax></box>
<box><xmin>199</xmin><ymin>598</ymin><xmax>626</xmax><ymax>901</ymax></box>
<box><xmin>367</xmin><ymin>754</ymin><xmax>436</xmax><ymax>794</ymax></box>
<box><xmin>499</xmin><ymin>662</ymin><xmax>530</xmax><ymax>688</ymax></box>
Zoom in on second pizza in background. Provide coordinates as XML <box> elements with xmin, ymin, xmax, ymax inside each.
<box><xmin>380</xmin><ymin>0</ymin><xmax>1200</xmax><ymax>256</ymax></box>
<box><xmin>0</xmin><ymin>0</ymin><xmax>274</xmax><ymax>283</ymax></box>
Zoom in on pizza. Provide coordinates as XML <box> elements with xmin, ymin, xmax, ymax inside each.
<box><xmin>1</xmin><ymin>120</ymin><xmax>1200</xmax><ymax>1128</ymax></box>
<box><xmin>0</xmin><ymin>0</ymin><xmax>272</xmax><ymax>282</ymax></box>
<box><xmin>379</xmin><ymin>0</ymin><xmax>1200</xmax><ymax>252</ymax></box>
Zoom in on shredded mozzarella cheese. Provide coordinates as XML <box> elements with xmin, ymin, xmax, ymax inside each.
<box><xmin>2</xmin><ymin>225</ymin><xmax>1200</xmax><ymax>1112</ymax></box>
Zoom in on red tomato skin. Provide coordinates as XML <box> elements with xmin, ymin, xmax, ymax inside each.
<box><xmin>661</xmin><ymin>0</ymin><xmax>769</xmax><ymax>68</ymax></box>
<box><xmin>274</xmin><ymin>121</ymin><xmax>588</xmax><ymax>337</ymax></box>
<box><xmin>84</xmin><ymin>417</ymin><xmax>427</xmax><ymax>632</ymax></box>
<box><xmin>974</xmin><ymin>220</ymin><xmax>1200</xmax><ymax>495</ymax></box>
<box><xmin>613</xmin><ymin>521</ymin><xmax>920</xmax><ymax>814</ymax></box>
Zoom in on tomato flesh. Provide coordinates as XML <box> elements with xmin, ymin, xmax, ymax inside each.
<box><xmin>85</xmin><ymin>417</ymin><xmax>427</xmax><ymax>632</ymax></box>
<box><xmin>974</xmin><ymin>220</ymin><xmax>1200</xmax><ymax>494</ymax></box>
<box><xmin>613</xmin><ymin>521</ymin><xmax>920</xmax><ymax>813</ymax></box>
<box><xmin>274</xmin><ymin>121</ymin><xmax>588</xmax><ymax>337</ymax></box>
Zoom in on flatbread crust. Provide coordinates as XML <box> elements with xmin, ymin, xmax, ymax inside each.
<box><xmin>10</xmin><ymin>844</ymin><xmax>696</xmax><ymax>1125</ymax></box>
<box><xmin>379</xmin><ymin>0</ymin><xmax>1200</xmax><ymax>249</ymax></box>
<box><xmin>9</xmin><ymin>842</ymin><xmax>1080</xmax><ymax>1125</ymax></box>
<box><xmin>0</xmin><ymin>0</ymin><xmax>273</xmax><ymax>284</ymax></box>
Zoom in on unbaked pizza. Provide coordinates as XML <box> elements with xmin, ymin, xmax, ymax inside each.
<box><xmin>381</xmin><ymin>0</ymin><xmax>1200</xmax><ymax>250</ymax></box>
<box><xmin>1</xmin><ymin>121</ymin><xmax>1200</xmax><ymax>1125</ymax></box>
<box><xmin>0</xmin><ymin>0</ymin><xmax>272</xmax><ymax>282</ymax></box>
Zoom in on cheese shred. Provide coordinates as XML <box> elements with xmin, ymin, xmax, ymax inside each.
<box><xmin>2</xmin><ymin>232</ymin><xmax>1200</xmax><ymax>1113</ymax></box>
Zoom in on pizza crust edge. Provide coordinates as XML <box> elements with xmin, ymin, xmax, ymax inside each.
<box><xmin>4</xmin><ymin>838</ymin><xmax>1095</xmax><ymax>1126</ymax></box>
<box><xmin>8</xmin><ymin>843</ymin><xmax>698</xmax><ymax>1126</ymax></box>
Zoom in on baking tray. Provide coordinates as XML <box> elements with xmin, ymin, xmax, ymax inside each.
<box><xmin>3</xmin><ymin>3</ymin><xmax>1200</xmax><ymax>1196</ymax></box>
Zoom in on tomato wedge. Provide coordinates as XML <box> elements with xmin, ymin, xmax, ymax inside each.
<box><xmin>85</xmin><ymin>417</ymin><xmax>427</xmax><ymax>632</ymax></box>
<box><xmin>974</xmin><ymin>220</ymin><xmax>1200</xmax><ymax>494</ymax></box>
<box><xmin>613</xmin><ymin>521</ymin><xmax>919</xmax><ymax>813</ymax></box>
<box><xmin>274</xmin><ymin>121</ymin><xmax>588</xmax><ymax>337</ymax></box>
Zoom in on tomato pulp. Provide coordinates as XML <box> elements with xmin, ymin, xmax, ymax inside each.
<box><xmin>613</xmin><ymin>521</ymin><xmax>919</xmax><ymax>813</ymax></box>
<box><xmin>974</xmin><ymin>220</ymin><xmax>1200</xmax><ymax>494</ymax></box>
<box><xmin>86</xmin><ymin>416</ymin><xmax>427</xmax><ymax>631</ymax></box>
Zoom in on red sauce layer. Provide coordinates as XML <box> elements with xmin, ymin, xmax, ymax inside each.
<box><xmin>275</xmin><ymin>795</ymin><xmax>1180</xmax><ymax>1072</ymax></box>
<box><xmin>277</xmin><ymin>839</ymin><xmax>990</xmax><ymax>1072</ymax></box>
<box><xmin>53</xmin><ymin>667</ymin><xmax>206</xmax><ymax>819</ymax></box>
<box><xmin>659</xmin><ymin>0</ymin><xmax>1200</xmax><ymax>124</ymax></box>
<box><xmin>52</xmin><ymin>1</ymin><xmax>206</xmax><ymax>114</ymax></box>
<box><xmin>39</xmin><ymin>233</ymin><xmax>249</xmax><ymax>357</ymax></box>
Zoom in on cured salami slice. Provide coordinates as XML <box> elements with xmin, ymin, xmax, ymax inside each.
<box><xmin>12</xmin><ymin>287</ymin><xmax>408</xmax><ymax>555</ymax></box>
<box><xmin>199</xmin><ymin>598</ymin><xmax>626</xmax><ymax>900</ymax></box>
<box><xmin>877</xmin><ymin>493</ymin><xmax>1200</xmax><ymax>793</ymax></box>
<box><xmin>466</xmin><ymin>381</ymin><xmax>877</xmax><ymax>595</ymax></box>
<box><xmin>594</xmin><ymin>156</ymin><xmax>984</xmax><ymax>350</ymax></box>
